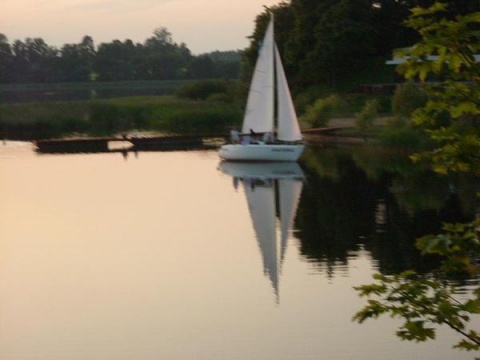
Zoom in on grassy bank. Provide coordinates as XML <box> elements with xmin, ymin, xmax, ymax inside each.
<box><xmin>0</xmin><ymin>80</ymin><xmax>190</xmax><ymax>104</ymax></box>
<box><xmin>0</xmin><ymin>80</ymin><xmax>427</xmax><ymax>152</ymax></box>
<box><xmin>0</xmin><ymin>96</ymin><xmax>243</xmax><ymax>140</ymax></box>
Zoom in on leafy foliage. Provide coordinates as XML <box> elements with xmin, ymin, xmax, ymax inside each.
<box><xmin>175</xmin><ymin>79</ymin><xmax>237</xmax><ymax>102</ymax></box>
<box><xmin>240</xmin><ymin>0</ymin><xmax>480</xmax><ymax>98</ymax></box>
<box><xmin>300</xmin><ymin>94</ymin><xmax>344</xmax><ymax>127</ymax></box>
<box><xmin>355</xmin><ymin>218</ymin><xmax>480</xmax><ymax>351</ymax></box>
<box><xmin>379</xmin><ymin>121</ymin><xmax>429</xmax><ymax>149</ymax></box>
<box><xmin>392</xmin><ymin>80</ymin><xmax>428</xmax><ymax>119</ymax></box>
<box><xmin>354</xmin><ymin>268</ymin><xmax>480</xmax><ymax>350</ymax></box>
<box><xmin>394</xmin><ymin>2</ymin><xmax>480</xmax><ymax>176</ymax></box>
<box><xmin>354</xmin><ymin>2</ymin><xmax>480</xmax><ymax>356</ymax></box>
<box><xmin>417</xmin><ymin>221</ymin><xmax>480</xmax><ymax>275</ymax></box>
<box><xmin>355</xmin><ymin>99</ymin><xmax>380</xmax><ymax>132</ymax></box>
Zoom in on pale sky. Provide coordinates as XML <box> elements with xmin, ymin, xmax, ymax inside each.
<box><xmin>1</xmin><ymin>0</ymin><xmax>280</xmax><ymax>54</ymax></box>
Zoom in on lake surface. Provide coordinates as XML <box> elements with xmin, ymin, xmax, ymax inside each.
<box><xmin>0</xmin><ymin>142</ymin><xmax>479</xmax><ymax>360</ymax></box>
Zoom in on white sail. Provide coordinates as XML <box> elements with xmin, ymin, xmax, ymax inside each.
<box><xmin>218</xmin><ymin>15</ymin><xmax>304</xmax><ymax>162</ymax></box>
<box><xmin>275</xmin><ymin>45</ymin><xmax>302</xmax><ymax>142</ymax></box>
<box><xmin>242</xmin><ymin>18</ymin><xmax>275</xmax><ymax>134</ymax></box>
<box><xmin>244</xmin><ymin>180</ymin><xmax>279</xmax><ymax>296</ymax></box>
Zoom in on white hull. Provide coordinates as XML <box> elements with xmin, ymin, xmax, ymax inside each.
<box><xmin>219</xmin><ymin>144</ymin><xmax>304</xmax><ymax>162</ymax></box>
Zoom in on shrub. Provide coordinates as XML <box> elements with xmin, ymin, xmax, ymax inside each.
<box><xmin>379</xmin><ymin>123</ymin><xmax>429</xmax><ymax>149</ymax></box>
<box><xmin>300</xmin><ymin>94</ymin><xmax>344</xmax><ymax>127</ymax></box>
<box><xmin>294</xmin><ymin>85</ymin><xmax>331</xmax><ymax>113</ymax></box>
<box><xmin>176</xmin><ymin>80</ymin><xmax>237</xmax><ymax>102</ymax></box>
<box><xmin>347</xmin><ymin>94</ymin><xmax>392</xmax><ymax>115</ymax></box>
<box><xmin>89</xmin><ymin>103</ymin><xmax>122</xmax><ymax>135</ymax></box>
<box><xmin>206</xmin><ymin>93</ymin><xmax>231</xmax><ymax>103</ymax></box>
<box><xmin>355</xmin><ymin>99</ymin><xmax>380</xmax><ymax>132</ymax></box>
<box><xmin>392</xmin><ymin>81</ymin><xmax>427</xmax><ymax>119</ymax></box>
<box><xmin>0</xmin><ymin>102</ymin><xmax>90</xmax><ymax>140</ymax></box>
<box><xmin>154</xmin><ymin>105</ymin><xmax>241</xmax><ymax>134</ymax></box>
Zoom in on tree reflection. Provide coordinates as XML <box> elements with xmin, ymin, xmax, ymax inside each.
<box><xmin>296</xmin><ymin>146</ymin><xmax>478</xmax><ymax>275</ymax></box>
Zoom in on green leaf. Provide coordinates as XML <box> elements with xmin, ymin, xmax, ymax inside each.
<box><xmin>464</xmin><ymin>300</ymin><xmax>480</xmax><ymax>314</ymax></box>
<box><xmin>397</xmin><ymin>321</ymin><xmax>436</xmax><ymax>342</ymax></box>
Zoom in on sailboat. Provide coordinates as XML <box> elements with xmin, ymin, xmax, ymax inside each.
<box><xmin>219</xmin><ymin>162</ymin><xmax>304</xmax><ymax>300</ymax></box>
<box><xmin>219</xmin><ymin>15</ymin><xmax>305</xmax><ymax>162</ymax></box>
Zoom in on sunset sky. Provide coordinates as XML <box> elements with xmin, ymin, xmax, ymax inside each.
<box><xmin>1</xmin><ymin>0</ymin><xmax>279</xmax><ymax>54</ymax></box>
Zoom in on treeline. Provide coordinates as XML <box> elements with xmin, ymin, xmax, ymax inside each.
<box><xmin>242</xmin><ymin>0</ymin><xmax>480</xmax><ymax>94</ymax></box>
<box><xmin>0</xmin><ymin>28</ymin><xmax>241</xmax><ymax>83</ymax></box>
<box><xmin>1</xmin><ymin>0</ymin><xmax>479</xmax><ymax>90</ymax></box>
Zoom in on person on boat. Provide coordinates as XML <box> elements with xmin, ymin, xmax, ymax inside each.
<box><xmin>230</xmin><ymin>128</ymin><xmax>240</xmax><ymax>144</ymax></box>
<box><xmin>263</xmin><ymin>132</ymin><xmax>273</xmax><ymax>144</ymax></box>
<box><xmin>241</xmin><ymin>135</ymin><xmax>251</xmax><ymax>145</ymax></box>
<box><xmin>249</xmin><ymin>128</ymin><xmax>258</xmax><ymax>143</ymax></box>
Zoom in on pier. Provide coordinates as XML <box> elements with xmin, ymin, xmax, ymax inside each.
<box><xmin>34</xmin><ymin>134</ymin><xmax>229</xmax><ymax>153</ymax></box>
<box><xmin>34</xmin><ymin>126</ymin><xmax>352</xmax><ymax>154</ymax></box>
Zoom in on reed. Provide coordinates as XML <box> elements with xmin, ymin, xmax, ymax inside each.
<box><xmin>0</xmin><ymin>96</ymin><xmax>242</xmax><ymax>140</ymax></box>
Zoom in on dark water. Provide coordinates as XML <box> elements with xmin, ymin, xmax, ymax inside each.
<box><xmin>0</xmin><ymin>142</ymin><xmax>478</xmax><ymax>360</ymax></box>
<box><xmin>298</xmin><ymin>146</ymin><xmax>478</xmax><ymax>276</ymax></box>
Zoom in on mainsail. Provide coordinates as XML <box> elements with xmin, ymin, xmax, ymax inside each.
<box><xmin>242</xmin><ymin>18</ymin><xmax>275</xmax><ymax>134</ymax></box>
<box><xmin>242</xmin><ymin>16</ymin><xmax>301</xmax><ymax>142</ymax></box>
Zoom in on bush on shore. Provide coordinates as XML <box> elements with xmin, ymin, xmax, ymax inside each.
<box><xmin>175</xmin><ymin>79</ymin><xmax>238</xmax><ymax>103</ymax></box>
<box><xmin>379</xmin><ymin>119</ymin><xmax>430</xmax><ymax>150</ymax></box>
<box><xmin>392</xmin><ymin>81</ymin><xmax>427</xmax><ymax>120</ymax></box>
<box><xmin>300</xmin><ymin>94</ymin><xmax>345</xmax><ymax>128</ymax></box>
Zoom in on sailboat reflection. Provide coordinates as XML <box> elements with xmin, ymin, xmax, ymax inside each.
<box><xmin>219</xmin><ymin>162</ymin><xmax>305</xmax><ymax>301</ymax></box>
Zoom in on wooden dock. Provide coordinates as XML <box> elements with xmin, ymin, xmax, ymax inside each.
<box><xmin>34</xmin><ymin>134</ymin><xmax>229</xmax><ymax>153</ymax></box>
<box><xmin>34</xmin><ymin>127</ymin><xmax>352</xmax><ymax>154</ymax></box>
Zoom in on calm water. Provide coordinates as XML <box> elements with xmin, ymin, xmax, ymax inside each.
<box><xmin>0</xmin><ymin>142</ymin><xmax>478</xmax><ymax>360</ymax></box>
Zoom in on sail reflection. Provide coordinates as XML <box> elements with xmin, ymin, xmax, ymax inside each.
<box><xmin>220</xmin><ymin>162</ymin><xmax>305</xmax><ymax>301</ymax></box>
